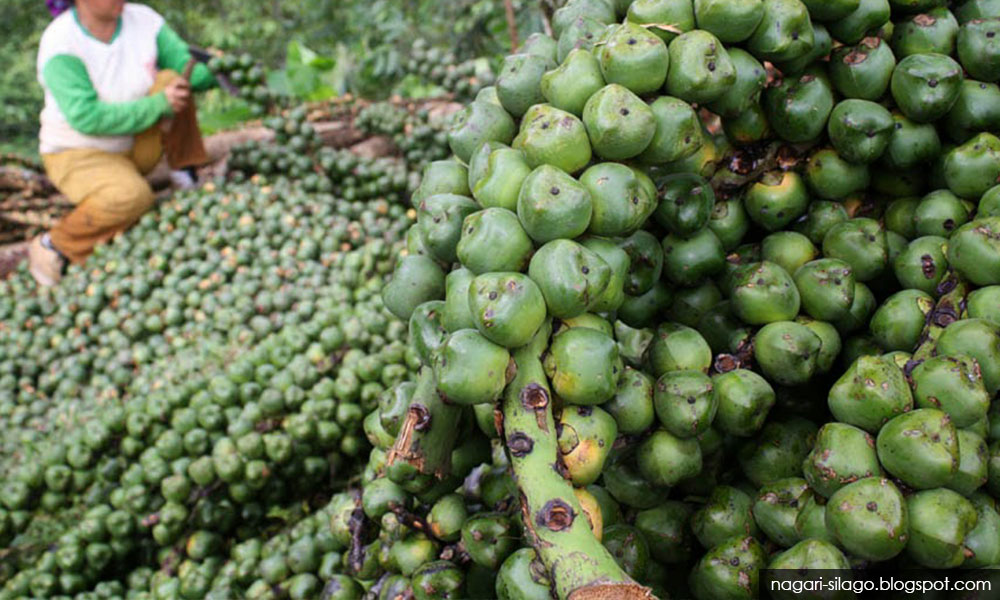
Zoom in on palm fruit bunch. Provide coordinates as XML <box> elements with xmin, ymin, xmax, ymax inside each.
<box><xmin>266</xmin><ymin>108</ymin><xmax>323</xmax><ymax>155</ymax></box>
<box><xmin>228</xmin><ymin>142</ymin><xmax>314</xmax><ymax>182</ymax></box>
<box><xmin>207</xmin><ymin>52</ymin><xmax>279</xmax><ymax>116</ymax></box>
<box><xmin>316</xmin><ymin>148</ymin><xmax>415</xmax><ymax>204</ymax></box>
<box><xmin>355</xmin><ymin>102</ymin><xmax>453</xmax><ymax>171</ymax></box>
<box><xmin>374</xmin><ymin>0</ymin><xmax>1000</xmax><ymax>597</ymax></box>
<box><xmin>0</xmin><ymin>177</ymin><xmax>422</xmax><ymax>599</ymax></box>
<box><xmin>405</xmin><ymin>39</ymin><xmax>496</xmax><ymax>102</ymax></box>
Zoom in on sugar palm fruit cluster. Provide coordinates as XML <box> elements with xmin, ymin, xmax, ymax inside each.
<box><xmin>207</xmin><ymin>52</ymin><xmax>279</xmax><ymax>116</ymax></box>
<box><xmin>378</xmin><ymin>0</ymin><xmax>1000</xmax><ymax>597</ymax></box>
<box><xmin>265</xmin><ymin>108</ymin><xmax>323</xmax><ymax>154</ymax></box>
<box><xmin>405</xmin><ymin>39</ymin><xmax>496</xmax><ymax>101</ymax></box>
<box><xmin>355</xmin><ymin>102</ymin><xmax>453</xmax><ymax>171</ymax></box>
<box><xmin>0</xmin><ymin>178</ymin><xmax>421</xmax><ymax>599</ymax></box>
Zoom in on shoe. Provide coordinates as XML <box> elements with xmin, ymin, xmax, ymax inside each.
<box><xmin>170</xmin><ymin>168</ymin><xmax>197</xmax><ymax>189</ymax></box>
<box><xmin>28</xmin><ymin>233</ymin><xmax>66</xmax><ymax>287</ymax></box>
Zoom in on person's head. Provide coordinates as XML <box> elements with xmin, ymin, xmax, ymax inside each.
<box><xmin>75</xmin><ymin>0</ymin><xmax>125</xmax><ymax>21</ymax></box>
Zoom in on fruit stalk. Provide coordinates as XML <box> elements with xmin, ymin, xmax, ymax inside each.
<box><xmin>499</xmin><ymin>327</ymin><xmax>653</xmax><ymax>600</ymax></box>
<box><xmin>387</xmin><ymin>367</ymin><xmax>463</xmax><ymax>478</ymax></box>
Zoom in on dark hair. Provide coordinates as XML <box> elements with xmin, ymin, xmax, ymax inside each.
<box><xmin>46</xmin><ymin>0</ymin><xmax>74</xmax><ymax>17</ymax></box>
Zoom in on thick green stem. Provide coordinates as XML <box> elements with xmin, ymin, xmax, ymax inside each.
<box><xmin>909</xmin><ymin>275</ymin><xmax>969</xmax><ymax>366</ymax></box>
<box><xmin>387</xmin><ymin>367</ymin><xmax>462</xmax><ymax>478</ymax></box>
<box><xmin>500</xmin><ymin>326</ymin><xmax>654</xmax><ymax>600</ymax></box>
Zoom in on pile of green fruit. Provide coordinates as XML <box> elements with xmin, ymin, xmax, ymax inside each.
<box><xmin>405</xmin><ymin>39</ymin><xmax>496</xmax><ymax>102</ymax></box>
<box><xmin>355</xmin><ymin>102</ymin><xmax>453</xmax><ymax>171</ymax></box>
<box><xmin>207</xmin><ymin>52</ymin><xmax>279</xmax><ymax>116</ymax></box>
<box><xmin>366</xmin><ymin>0</ymin><xmax>1000</xmax><ymax>597</ymax></box>
<box><xmin>0</xmin><ymin>178</ymin><xmax>418</xmax><ymax>599</ymax></box>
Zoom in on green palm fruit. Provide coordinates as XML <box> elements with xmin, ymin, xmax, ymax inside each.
<box><xmin>417</xmin><ymin>160</ymin><xmax>471</xmax><ymax>203</ymax></box>
<box><xmin>798</xmin><ymin>316</ymin><xmax>843</xmax><ymax>373</ymax></box>
<box><xmin>653</xmin><ymin>174</ymin><xmax>716</xmax><ymax>238</ymax></box>
<box><xmin>636</xmin><ymin>501</ymin><xmax>694</xmax><ymax>564</ymax></box>
<box><xmin>705</xmin><ymin>52</ymin><xmax>766</xmax><ymax>123</ymax></box>
<box><xmin>513</xmin><ymin>104</ymin><xmax>592</xmax><ymax>174</ymax></box>
<box><xmin>426</xmin><ymin>494</ymin><xmax>468</xmax><ymax>543</ymax></box>
<box><xmin>872</xmin><ymin>165</ymin><xmax>930</xmax><ymax>196</ymax></box>
<box><xmin>795</xmin><ymin>201</ymin><xmax>849</xmax><ymax>246</ymax></box>
<box><xmin>495</xmin><ymin>548</ymin><xmax>552</xmax><ymax>600</ymax></box>
<box><xmin>943</xmin><ymin>134</ymin><xmax>1000</xmax><ymax>198</ymax></box>
<box><xmin>604</xmin><ymin>367</ymin><xmax>656</xmax><ymax>434</ymax></box>
<box><xmin>752</xmin><ymin>477</ymin><xmax>811</xmax><ymax>547</ymax></box>
<box><xmin>528</xmin><ymin>239</ymin><xmax>610</xmax><ymax>319</ymax></box>
<box><xmin>878</xmin><ymin>408</ymin><xmax>960</xmax><ymax>488</ymax></box>
<box><xmin>883</xmin><ymin>112</ymin><xmax>942</xmax><ymax>169</ymax></box>
<box><xmin>822</xmin><ymin>218</ymin><xmax>888</xmax><ymax>281</ymax></box>
<box><xmin>522</xmin><ymin>32</ymin><xmax>559</xmax><ymax>63</ymax></box>
<box><xmin>669</xmin><ymin>280</ymin><xmax>724</xmax><ymax>328</ymax></box>
<box><xmin>794</xmin><ymin>495</ymin><xmax>838</xmax><ymax>545</ymax></box>
<box><xmin>581</xmin><ymin>162</ymin><xmax>657</xmax><ymax>237</ymax></box>
<box><xmin>411</xmin><ymin>560</ymin><xmax>464</xmax><ymax>600</ymax></box>
<box><xmin>434</xmin><ymin>329</ymin><xmax>510</xmax><ymax>405</ymax></box>
<box><xmin>497</xmin><ymin>54</ymin><xmax>550</xmax><ymax>118</ymax></box>
<box><xmin>906</xmin><ymin>488</ymin><xmax>978</xmax><ymax>568</ymax></box>
<box><xmin>557</xmin><ymin>405</ymin><xmax>617</xmax><ymax>485</ymax></box>
<box><xmin>893</xmin><ymin>235</ymin><xmax>948</xmax><ymax>295</ymax></box>
<box><xmin>949</xmin><ymin>218</ymin><xmax>1000</xmax><ymax>289</ymax></box>
<box><xmin>540</xmin><ymin>49</ymin><xmax>605</xmax><ymax>117</ymax></box>
<box><xmin>601</xmin><ymin>524</ymin><xmax>651</xmax><ymax>580</ymax></box>
<box><xmin>891</xmin><ymin>53</ymin><xmax>964</xmax><ymax>123</ymax></box>
<box><xmin>950</xmin><ymin>83</ymin><xmax>1000</xmax><ymax>146</ymax></box>
<box><xmin>724</xmin><ymin>103</ymin><xmax>772</xmax><ymax>143</ymax></box>
<box><xmin>391</xmin><ymin>534</ymin><xmax>439</xmax><ymax>576</ymax></box>
<box><xmin>409</xmin><ymin>300</ymin><xmax>448</xmax><ymax>365</ymax></box>
<box><xmin>828</xmin><ymin>355</ymin><xmax>913</xmax><ymax>432</ymax></box>
<box><xmin>694</xmin><ymin>0</ymin><xmax>764</xmax><ymax>42</ymax></box>
<box><xmin>956</xmin><ymin>0</ymin><xmax>1000</xmax><ymax>23</ymax></box>
<box><xmin>739</xmin><ymin>418</ymin><xmax>818</xmax><ymax>486</ymax></box>
<box><xmin>456</xmin><ymin>208</ymin><xmax>533</xmax><ymax>275</ymax></box>
<box><xmin>730</xmin><ymin>261</ymin><xmax>801</xmax><ymax>324</ymax></box>
<box><xmin>553</xmin><ymin>0</ymin><xmax>616</xmax><ymax>37</ymax></box>
<box><xmin>582</xmin><ymin>84</ymin><xmax>656</xmax><ymax>160</ymax></box>
<box><xmin>662</xmin><ymin>229</ymin><xmax>727</xmax><ymax>287</ymax></box>
<box><xmin>467</xmin><ymin>272</ymin><xmax>547</xmax><ymax>348</ymax></box>
<box><xmin>627</xmin><ymin>0</ymin><xmax>696</xmax><ymax>42</ymax></box>
<box><xmin>830</xmin><ymin>37</ymin><xmax>897</xmax><ymax>100</ymax></box>
<box><xmin>964</xmin><ymin>493</ymin><xmax>1000</xmax><ymax>567</ymax></box>
<box><xmin>832</xmin><ymin>280</ymin><xmax>874</xmax><ymax>333</ymax></box>
<box><xmin>802</xmin><ymin>0</ymin><xmax>859</xmax><ymax>21</ymax></box>
<box><xmin>747</xmin><ymin>0</ymin><xmax>815</xmax><ymax>62</ymax></box>
<box><xmin>462</xmin><ymin>513</ymin><xmax>517</xmax><ymax>570</ymax></box>
<box><xmin>793</xmin><ymin>259</ymin><xmax>856</xmax><ymax>321</ymax></box>
<box><xmin>870</xmin><ymin>289</ymin><xmax>935</xmax><ymax>351</ymax></box>
<box><xmin>639</xmin><ymin>97</ymin><xmax>705</xmax><ymax>166</ymax></box>
<box><xmin>688</xmin><ymin>536</ymin><xmax>766</xmax><ymax>600</ymax></box>
<box><xmin>472</xmin><ymin>148</ymin><xmax>532</xmax><ymax>211</ymax></box>
<box><xmin>619</xmin><ymin>281</ymin><xmax>674</xmax><ymax>328</ymax></box>
<box><xmin>991</xmin><ymin>441</ymin><xmax>1000</xmax><ymax>494</ymax></box>
<box><xmin>362</xmin><ymin>477</ymin><xmax>408</xmax><ymax>519</ymax></box>
<box><xmin>580</xmin><ymin>237</ymin><xmax>629</xmax><ymax>313</ymax></box>
<box><xmin>666</xmin><ymin>30</ymin><xmax>737</xmax><ymax>104</ymax></box>
<box><xmin>442</xmin><ymin>268</ymin><xmax>476</xmax><ymax>333</ymax></box>
<box><xmin>957</xmin><ymin>18</ymin><xmax>1000</xmax><ymax>82</ymax></box>
<box><xmin>915</xmin><ymin>189</ymin><xmax>970</xmax><ymax>236</ymax></box>
<box><xmin>602</xmin><ymin>454</ymin><xmax>668</xmax><ymax>509</ymax></box>
<box><xmin>829</xmin><ymin>0</ymin><xmax>891</xmax><ymax>44</ymax></box>
<box><xmin>768</xmin><ymin>540</ymin><xmax>850</xmax><ymax>589</ymax></box>
<box><xmin>984</xmin><ymin>185</ymin><xmax>1000</xmax><ymax>216</ymax></box>
<box><xmin>691</xmin><ymin>486</ymin><xmax>758</xmax><ymax>549</ymax></box>
<box><xmin>648</xmin><ymin>322</ymin><xmax>713</xmax><ymax>377</ymax></box>
<box><xmin>744</xmin><ymin>171</ymin><xmax>810</xmax><ymax>231</ymax></box>
<box><xmin>448</xmin><ymin>101</ymin><xmax>516</xmax><ymax>163</ymax></box>
<box><xmin>556</xmin><ymin>17</ymin><xmax>608</xmax><ymax>64</ymax></box>
<box><xmin>885</xmin><ymin>196</ymin><xmax>920</xmax><ymax>239</ymax></box>
<box><xmin>596</xmin><ymin>23</ymin><xmax>669</xmax><ymax>94</ymax></box>
<box><xmin>968</xmin><ymin>286</ymin><xmax>1000</xmax><ymax>326</ymax></box>
<box><xmin>418</xmin><ymin>193</ymin><xmax>479</xmax><ymax>264</ymax></box>
<box><xmin>950</xmin><ymin>429</ymin><xmax>990</xmax><ymax>496</ymax></box>
<box><xmin>802</xmin><ymin>422</ymin><xmax>880</xmax><ymax>498</ymax></box>
<box><xmin>516</xmin><ymin>165</ymin><xmax>592</xmax><ymax>244</ymax></box>
<box><xmin>936</xmin><ymin>318</ymin><xmax>1000</xmax><ymax>395</ymax></box>
<box><xmin>891</xmin><ymin>8</ymin><xmax>959</xmax><ymax>58</ymax></box>
<box><xmin>545</xmin><ymin>327</ymin><xmax>622</xmax><ymax>405</ymax></box>
<box><xmin>712</xmin><ymin>369</ymin><xmax>775</xmax><ymax>437</ymax></box>
<box><xmin>382</xmin><ymin>256</ymin><xmax>445</xmax><ymax>321</ymax></box>
<box><xmin>753</xmin><ymin>321</ymin><xmax>822</xmax><ymax>386</ymax></box>
<box><xmin>911</xmin><ymin>354</ymin><xmax>990</xmax><ymax>427</ymax></box>
<box><xmin>828</xmin><ymin>99</ymin><xmax>895</xmax><ymax>164</ymax></box>
<box><xmin>654</xmin><ymin>370</ymin><xmax>718</xmax><ymax>438</ymax></box>
<box><xmin>708</xmin><ymin>199</ymin><xmax>750</xmax><ymax>253</ymax></box>
<box><xmin>804</xmin><ymin>148</ymin><xmax>871</xmax><ymax>200</ymax></box>
<box><xmin>619</xmin><ymin>231</ymin><xmax>664</xmax><ymax>296</ymax></box>
<box><xmin>637</xmin><ymin>428</ymin><xmax>702</xmax><ymax>486</ymax></box>
<box><xmin>826</xmin><ymin>476</ymin><xmax>909</xmax><ymax>560</ymax></box>
<box><xmin>558</xmin><ymin>312</ymin><xmax>615</xmax><ymax>337</ymax></box>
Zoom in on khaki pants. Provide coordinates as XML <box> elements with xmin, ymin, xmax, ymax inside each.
<box><xmin>44</xmin><ymin>69</ymin><xmax>206</xmax><ymax>264</ymax></box>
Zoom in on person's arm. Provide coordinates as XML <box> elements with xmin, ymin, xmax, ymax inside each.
<box><xmin>42</xmin><ymin>54</ymin><xmax>173</xmax><ymax>136</ymax></box>
<box><xmin>156</xmin><ymin>23</ymin><xmax>217</xmax><ymax>92</ymax></box>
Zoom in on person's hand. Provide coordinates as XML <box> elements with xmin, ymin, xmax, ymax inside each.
<box><xmin>164</xmin><ymin>78</ymin><xmax>191</xmax><ymax>114</ymax></box>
